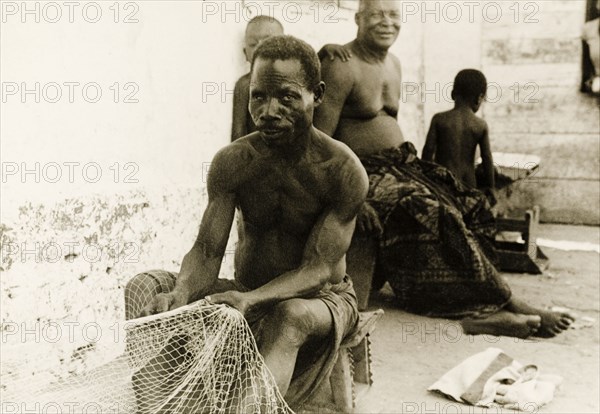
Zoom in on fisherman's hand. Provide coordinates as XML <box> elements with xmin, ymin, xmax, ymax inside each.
<box><xmin>206</xmin><ymin>291</ymin><xmax>253</xmax><ymax>317</ymax></box>
<box><xmin>139</xmin><ymin>290</ymin><xmax>188</xmax><ymax>317</ymax></box>
<box><xmin>357</xmin><ymin>202</ymin><xmax>383</xmax><ymax>236</ymax></box>
<box><xmin>318</xmin><ymin>44</ymin><xmax>352</xmax><ymax>62</ymax></box>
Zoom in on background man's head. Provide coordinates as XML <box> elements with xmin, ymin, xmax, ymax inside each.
<box><xmin>249</xmin><ymin>36</ymin><xmax>325</xmax><ymax>146</ymax></box>
<box><xmin>452</xmin><ymin>69</ymin><xmax>487</xmax><ymax>110</ymax></box>
<box><xmin>244</xmin><ymin>16</ymin><xmax>284</xmax><ymax>63</ymax></box>
<box><xmin>355</xmin><ymin>0</ymin><xmax>401</xmax><ymax>50</ymax></box>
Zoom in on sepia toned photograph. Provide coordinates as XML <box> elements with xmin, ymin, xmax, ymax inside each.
<box><xmin>1</xmin><ymin>0</ymin><xmax>599</xmax><ymax>412</ymax></box>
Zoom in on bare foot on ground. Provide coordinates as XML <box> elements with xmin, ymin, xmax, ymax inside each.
<box><xmin>461</xmin><ymin>311</ymin><xmax>541</xmax><ymax>339</ymax></box>
<box><xmin>507</xmin><ymin>298</ymin><xmax>575</xmax><ymax>338</ymax></box>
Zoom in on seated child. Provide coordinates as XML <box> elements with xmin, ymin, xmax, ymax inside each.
<box><xmin>231</xmin><ymin>16</ymin><xmax>350</xmax><ymax>141</ymax></box>
<box><xmin>422</xmin><ymin>69</ymin><xmax>496</xmax><ymax>200</ymax></box>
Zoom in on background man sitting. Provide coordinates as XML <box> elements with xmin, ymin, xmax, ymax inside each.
<box><xmin>313</xmin><ymin>0</ymin><xmax>573</xmax><ymax>339</ymax></box>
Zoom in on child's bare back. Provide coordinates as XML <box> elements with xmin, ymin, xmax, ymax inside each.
<box><xmin>424</xmin><ymin>108</ymin><xmax>489</xmax><ymax>188</ymax></box>
<box><xmin>423</xmin><ymin>69</ymin><xmax>495</xmax><ymax>191</ymax></box>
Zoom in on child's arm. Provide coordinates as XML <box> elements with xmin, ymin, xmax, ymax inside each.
<box><xmin>479</xmin><ymin>122</ymin><xmax>495</xmax><ymax>189</ymax></box>
<box><xmin>231</xmin><ymin>77</ymin><xmax>249</xmax><ymax>141</ymax></box>
<box><xmin>422</xmin><ymin>115</ymin><xmax>438</xmax><ymax>161</ymax></box>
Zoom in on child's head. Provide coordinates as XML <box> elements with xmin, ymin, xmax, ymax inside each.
<box><xmin>244</xmin><ymin>16</ymin><xmax>284</xmax><ymax>63</ymax></box>
<box><xmin>452</xmin><ymin>69</ymin><xmax>487</xmax><ymax>112</ymax></box>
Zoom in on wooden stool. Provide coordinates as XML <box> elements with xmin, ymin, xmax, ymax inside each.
<box><xmin>477</xmin><ymin>153</ymin><xmax>550</xmax><ymax>274</ymax></box>
<box><xmin>496</xmin><ymin>206</ymin><xmax>549</xmax><ymax>274</ymax></box>
<box><xmin>301</xmin><ymin>309</ymin><xmax>384</xmax><ymax>413</ymax></box>
<box><xmin>297</xmin><ymin>231</ymin><xmax>383</xmax><ymax>412</ymax></box>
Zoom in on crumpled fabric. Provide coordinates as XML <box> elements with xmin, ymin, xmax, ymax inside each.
<box><xmin>429</xmin><ymin>347</ymin><xmax>562</xmax><ymax>411</ymax></box>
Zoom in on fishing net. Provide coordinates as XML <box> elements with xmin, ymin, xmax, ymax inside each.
<box><xmin>1</xmin><ymin>300</ymin><xmax>293</xmax><ymax>414</ymax></box>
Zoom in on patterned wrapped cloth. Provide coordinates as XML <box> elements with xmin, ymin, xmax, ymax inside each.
<box><xmin>361</xmin><ymin>142</ymin><xmax>512</xmax><ymax>318</ymax></box>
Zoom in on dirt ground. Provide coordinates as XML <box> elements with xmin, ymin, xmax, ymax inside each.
<box><xmin>354</xmin><ymin>224</ymin><xmax>600</xmax><ymax>414</ymax></box>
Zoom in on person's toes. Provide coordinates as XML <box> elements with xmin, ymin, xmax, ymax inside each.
<box><xmin>555</xmin><ymin>309</ymin><xmax>577</xmax><ymax>322</ymax></box>
<box><xmin>557</xmin><ymin>318</ymin><xmax>571</xmax><ymax>330</ymax></box>
<box><xmin>561</xmin><ymin>314</ymin><xmax>575</xmax><ymax>325</ymax></box>
<box><xmin>534</xmin><ymin>328</ymin><xmax>556</xmax><ymax>338</ymax></box>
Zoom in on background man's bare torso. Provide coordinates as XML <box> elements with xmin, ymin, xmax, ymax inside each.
<box><xmin>334</xmin><ymin>46</ymin><xmax>404</xmax><ymax>156</ymax></box>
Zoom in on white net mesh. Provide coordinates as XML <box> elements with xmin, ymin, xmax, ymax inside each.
<box><xmin>1</xmin><ymin>301</ymin><xmax>294</xmax><ymax>414</ymax></box>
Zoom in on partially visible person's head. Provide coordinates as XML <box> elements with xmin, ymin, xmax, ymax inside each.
<box><xmin>249</xmin><ymin>36</ymin><xmax>325</xmax><ymax>147</ymax></box>
<box><xmin>452</xmin><ymin>69</ymin><xmax>488</xmax><ymax>111</ymax></box>
<box><xmin>244</xmin><ymin>16</ymin><xmax>284</xmax><ymax>63</ymax></box>
<box><xmin>355</xmin><ymin>0</ymin><xmax>401</xmax><ymax>50</ymax></box>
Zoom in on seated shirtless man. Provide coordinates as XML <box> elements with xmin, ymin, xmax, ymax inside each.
<box><xmin>314</xmin><ymin>0</ymin><xmax>573</xmax><ymax>338</ymax></box>
<box><xmin>125</xmin><ymin>35</ymin><xmax>368</xmax><ymax>411</ymax></box>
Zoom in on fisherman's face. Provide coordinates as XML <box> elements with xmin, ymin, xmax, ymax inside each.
<box><xmin>249</xmin><ymin>58</ymin><xmax>323</xmax><ymax>147</ymax></box>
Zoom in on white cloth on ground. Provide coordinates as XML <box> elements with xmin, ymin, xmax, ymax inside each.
<box><xmin>428</xmin><ymin>347</ymin><xmax>562</xmax><ymax>411</ymax></box>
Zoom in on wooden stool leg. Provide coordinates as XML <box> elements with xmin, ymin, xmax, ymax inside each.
<box><xmin>302</xmin><ymin>311</ymin><xmax>383</xmax><ymax>411</ymax></box>
<box><xmin>351</xmin><ymin>336</ymin><xmax>373</xmax><ymax>386</ymax></box>
<box><xmin>526</xmin><ymin>206</ymin><xmax>540</xmax><ymax>259</ymax></box>
<box><xmin>329</xmin><ymin>349</ymin><xmax>354</xmax><ymax>411</ymax></box>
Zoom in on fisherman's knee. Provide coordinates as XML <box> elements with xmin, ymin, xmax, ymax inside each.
<box><xmin>268</xmin><ymin>300</ymin><xmax>315</xmax><ymax>345</ymax></box>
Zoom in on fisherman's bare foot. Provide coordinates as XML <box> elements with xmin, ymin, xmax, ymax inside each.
<box><xmin>506</xmin><ymin>298</ymin><xmax>575</xmax><ymax>338</ymax></box>
<box><xmin>461</xmin><ymin>311</ymin><xmax>541</xmax><ymax>339</ymax></box>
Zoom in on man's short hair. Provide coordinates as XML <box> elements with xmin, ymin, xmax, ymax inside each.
<box><xmin>246</xmin><ymin>15</ymin><xmax>283</xmax><ymax>33</ymax></box>
<box><xmin>251</xmin><ymin>35</ymin><xmax>321</xmax><ymax>90</ymax></box>
<box><xmin>453</xmin><ymin>69</ymin><xmax>487</xmax><ymax>100</ymax></box>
